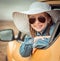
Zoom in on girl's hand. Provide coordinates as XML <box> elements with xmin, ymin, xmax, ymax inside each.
<box><xmin>32</xmin><ymin>48</ymin><xmax>37</xmax><ymax>54</ymax></box>
<box><xmin>34</xmin><ymin>36</ymin><xmax>51</xmax><ymax>42</ymax></box>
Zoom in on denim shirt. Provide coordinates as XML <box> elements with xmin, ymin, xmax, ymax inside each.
<box><xmin>19</xmin><ymin>24</ymin><xmax>55</xmax><ymax>57</ymax></box>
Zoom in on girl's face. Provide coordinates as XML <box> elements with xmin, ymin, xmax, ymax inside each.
<box><xmin>28</xmin><ymin>12</ymin><xmax>50</xmax><ymax>32</ymax></box>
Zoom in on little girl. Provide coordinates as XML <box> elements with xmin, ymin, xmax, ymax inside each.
<box><xmin>13</xmin><ymin>2</ymin><xmax>55</xmax><ymax>57</ymax></box>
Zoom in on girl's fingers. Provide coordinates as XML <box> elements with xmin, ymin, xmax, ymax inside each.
<box><xmin>32</xmin><ymin>48</ymin><xmax>37</xmax><ymax>54</ymax></box>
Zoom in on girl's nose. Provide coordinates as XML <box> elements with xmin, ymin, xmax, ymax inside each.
<box><xmin>34</xmin><ymin>18</ymin><xmax>40</xmax><ymax>24</ymax></box>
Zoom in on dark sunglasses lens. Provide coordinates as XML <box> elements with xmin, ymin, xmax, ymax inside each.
<box><xmin>29</xmin><ymin>18</ymin><xmax>35</xmax><ymax>24</ymax></box>
<box><xmin>38</xmin><ymin>17</ymin><xmax>46</xmax><ymax>23</ymax></box>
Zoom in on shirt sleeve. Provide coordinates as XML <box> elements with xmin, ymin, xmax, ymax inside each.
<box><xmin>19</xmin><ymin>36</ymin><xmax>34</xmax><ymax>57</ymax></box>
<box><xmin>33</xmin><ymin>38</ymin><xmax>50</xmax><ymax>49</ymax></box>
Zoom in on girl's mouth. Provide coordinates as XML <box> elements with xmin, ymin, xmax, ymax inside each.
<box><xmin>36</xmin><ymin>25</ymin><xmax>43</xmax><ymax>28</ymax></box>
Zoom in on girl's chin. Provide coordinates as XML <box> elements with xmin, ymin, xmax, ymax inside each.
<box><xmin>35</xmin><ymin>29</ymin><xmax>42</xmax><ymax>32</ymax></box>
<box><xmin>35</xmin><ymin>28</ymin><xmax>44</xmax><ymax>32</ymax></box>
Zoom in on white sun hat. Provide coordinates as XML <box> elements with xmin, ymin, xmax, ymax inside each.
<box><xmin>12</xmin><ymin>2</ymin><xmax>60</xmax><ymax>35</ymax></box>
<box><xmin>19</xmin><ymin>2</ymin><xmax>51</xmax><ymax>14</ymax></box>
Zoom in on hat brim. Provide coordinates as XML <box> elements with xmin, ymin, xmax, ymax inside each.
<box><xmin>12</xmin><ymin>10</ymin><xmax>60</xmax><ymax>34</ymax></box>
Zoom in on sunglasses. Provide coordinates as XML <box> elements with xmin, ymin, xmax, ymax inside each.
<box><xmin>29</xmin><ymin>16</ymin><xmax>46</xmax><ymax>24</ymax></box>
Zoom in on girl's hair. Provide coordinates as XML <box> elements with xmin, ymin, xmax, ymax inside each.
<box><xmin>29</xmin><ymin>12</ymin><xmax>54</xmax><ymax>37</ymax></box>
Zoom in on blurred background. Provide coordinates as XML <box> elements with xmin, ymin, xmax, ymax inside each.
<box><xmin>0</xmin><ymin>0</ymin><xmax>60</xmax><ymax>61</ymax></box>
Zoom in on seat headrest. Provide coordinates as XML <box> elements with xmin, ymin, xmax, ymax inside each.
<box><xmin>47</xmin><ymin>10</ymin><xmax>60</xmax><ymax>23</ymax></box>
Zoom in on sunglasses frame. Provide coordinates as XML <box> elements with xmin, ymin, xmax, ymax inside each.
<box><xmin>29</xmin><ymin>16</ymin><xmax>46</xmax><ymax>24</ymax></box>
